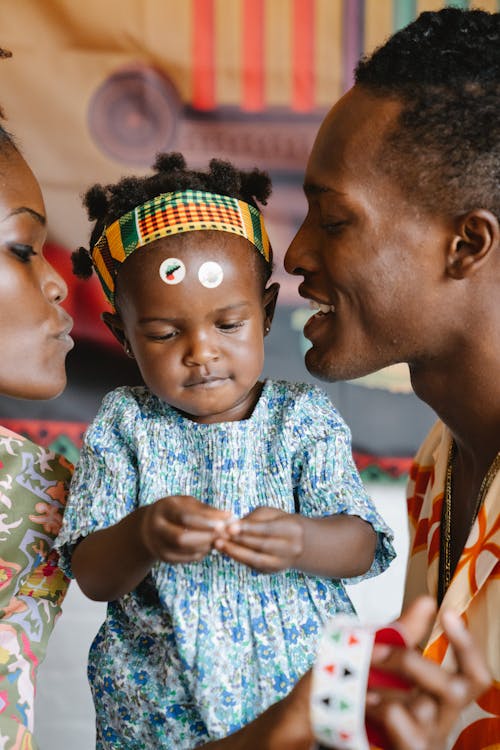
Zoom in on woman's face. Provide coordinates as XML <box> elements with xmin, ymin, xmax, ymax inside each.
<box><xmin>0</xmin><ymin>147</ymin><xmax>73</xmax><ymax>400</ymax></box>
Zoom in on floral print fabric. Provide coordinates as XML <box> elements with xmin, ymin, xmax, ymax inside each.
<box><xmin>404</xmin><ymin>421</ymin><xmax>500</xmax><ymax>750</ymax></box>
<box><xmin>56</xmin><ymin>380</ymin><xmax>395</xmax><ymax>749</ymax></box>
<box><xmin>0</xmin><ymin>426</ymin><xmax>71</xmax><ymax>750</ymax></box>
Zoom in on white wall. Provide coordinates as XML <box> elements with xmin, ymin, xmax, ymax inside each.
<box><xmin>35</xmin><ymin>482</ymin><xmax>408</xmax><ymax>749</ymax></box>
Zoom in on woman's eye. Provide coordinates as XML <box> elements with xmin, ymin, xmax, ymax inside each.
<box><xmin>218</xmin><ymin>322</ymin><xmax>244</xmax><ymax>331</ymax></box>
<box><xmin>9</xmin><ymin>243</ymin><xmax>36</xmax><ymax>262</ymax></box>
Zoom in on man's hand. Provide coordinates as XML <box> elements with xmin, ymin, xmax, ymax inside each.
<box><xmin>366</xmin><ymin>596</ymin><xmax>492</xmax><ymax>750</ymax></box>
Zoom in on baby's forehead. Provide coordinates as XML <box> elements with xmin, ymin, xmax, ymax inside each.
<box><xmin>123</xmin><ymin>230</ymin><xmax>260</xmax><ymax>273</ymax></box>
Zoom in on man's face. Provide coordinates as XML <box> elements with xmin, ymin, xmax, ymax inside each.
<box><xmin>285</xmin><ymin>86</ymin><xmax>452</xmax><ymax>383</ymax></box>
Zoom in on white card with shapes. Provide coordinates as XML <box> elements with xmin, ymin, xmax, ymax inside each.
<box><xmin>311</xmin><ymin>616</ymin><xmax>374</xmax><ymax>750</ymax></box>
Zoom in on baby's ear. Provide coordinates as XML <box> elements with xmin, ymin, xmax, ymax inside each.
<box><xmin>101</xmin><ymin>311</ymin><xmax>127</xmax><ymax>350</ymax></box>
<box><xmin>263</xmin><ymin>282</ymin><xmax>280</xmax><ymax>333</ymax></box>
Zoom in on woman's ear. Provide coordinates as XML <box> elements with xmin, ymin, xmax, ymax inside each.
<box><xmin>447</xmin><ymin>209</ymin><xmax>499</xmax><ymax>279</ymax></box>
<box><xmin>101</xmin><ymin>312</ymin><xmax>134</xmax><ymax>357</ymax></box>
<box><xmin>262</xmin><ymin>282</ymin><xmax>280</xmax><ymax>335</ymax></box>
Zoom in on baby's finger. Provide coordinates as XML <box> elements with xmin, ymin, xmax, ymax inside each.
<box><xmin>227</xmin><ymin>531</ymin><xmax>301</xmax><ymax>558</ymax></box>
<box><xmin>214</xmin><ymin>538</ymin><xmax>282</xmax><ymax>572</ymax></box>
<box><xmin>234</xmin><ymin>517</ymin><xmax>289</xmax><ymax>537</ymax></box>
<box><xmin>169</xmin><ymin>526</ymin><xmax>216</xmax><ymax>554</ymax></box>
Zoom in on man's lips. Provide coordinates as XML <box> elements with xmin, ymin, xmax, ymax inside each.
<box><xmin>298</xmin><ymin>285</ymin><xmax>336</xmax><ymax>314</ymax></box>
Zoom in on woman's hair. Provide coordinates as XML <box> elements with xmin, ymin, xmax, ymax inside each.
<box><xmin>354</xmin><ymin>7</ymin><xmax>500</xmax><ymax>219</ymax></box>
<box><xmin>0</xmin><ymin>47</ymin><xmax>17</xmax><ymax>153</ymax></box>
<box><xmin>73</xmin><ymin>152</ymin><xmax>274</xmax><ymax>293</ymax></box>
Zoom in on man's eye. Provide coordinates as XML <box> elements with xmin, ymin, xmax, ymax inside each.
<box><xmin>321</xmin><ymin>222</ymin><xmax>346</xmax><ymax>235</ymax></box>
<box><xmin>9</xmin><ymin>243</ymin><xmax>36</xmax><ymax>262</ymax></box>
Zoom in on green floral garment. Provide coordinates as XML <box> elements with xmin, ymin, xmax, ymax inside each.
<box><xmin>0</xmin><ymin>426</ymin><xmax>72</xmax><ymax>749</ymax></box>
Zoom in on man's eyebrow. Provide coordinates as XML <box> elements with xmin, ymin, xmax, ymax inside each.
<box><xmin>5</xmin><ymin>207</ymin><xmax>46</xmax><ymax>226</ymax></box>
<box><xmin>303</xmin><ymin>182</ymin><xmax>344</xmax><ymax>198</ymax></box>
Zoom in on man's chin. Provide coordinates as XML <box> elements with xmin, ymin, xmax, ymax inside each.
<box><xmin>304</xmin><ymin>345</ymin><xmax>374</xmax><ymax>384</ymax></box>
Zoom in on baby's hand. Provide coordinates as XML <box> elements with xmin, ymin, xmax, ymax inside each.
<box><xmin>214</xmin><ymin>506</ymin><xmax>304</xmax><ymax>573</ymax></box>
<box><xmin>140</xmin><ymin>495</ymin><xmax>231</xmax><ymax>564</ymax></box>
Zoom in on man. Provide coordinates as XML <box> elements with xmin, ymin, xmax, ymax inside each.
<box><xmin>203</xmin><ymin>8</ymin><xmax>497</xmax><ymax>749</ymax></box>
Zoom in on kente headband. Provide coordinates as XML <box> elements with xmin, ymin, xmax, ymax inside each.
<box><xmin>91</xmin><ymin>189</ymin><xmax>272</xmax><ymax>306</ymax></box>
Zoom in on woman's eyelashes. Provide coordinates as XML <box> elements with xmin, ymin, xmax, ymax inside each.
<box><xmin>8</xmin><ymin>243</ymin><xmax>36</xmax><ymax>262</ymax></box>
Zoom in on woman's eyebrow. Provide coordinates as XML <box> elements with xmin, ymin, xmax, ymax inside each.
<box><xmin>4</xmin><ymin>206</ymin><xmax>46</xmax><ymax>225</ymax></box>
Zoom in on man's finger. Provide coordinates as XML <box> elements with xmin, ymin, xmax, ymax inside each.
<box><xmin>395</xmin><ymin>596</ymin><xmax>437</xmax><ymax>648</ymax></box>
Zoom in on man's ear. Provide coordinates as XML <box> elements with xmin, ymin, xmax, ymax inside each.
<box><xmin>263</xmin><ymin>282</ymin><xmax>280</xmax><ymax>335</ymax></box>
<box><xmin>101</xmin><ymin>311</ymin><xmax>133</xmax><ymax>357</ymax></box>
<box><xmin>447</xmin><ymin>209</ymin><xmax>499</xmax><ymax>279</ymax></box>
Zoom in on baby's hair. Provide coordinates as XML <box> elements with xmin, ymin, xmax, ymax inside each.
<box><xmin>73</xmin><ymin>153</ymin><xmax>274</xmax><ymax>296</ymax></box>
<box><xmin>355</xmin><ymin>7</ymin><xmax>500</xmax><ymax>219</ymax></box>
<box><xmin>0</xmin><ymin>47</ymin><xmax>17</xmax><ymax>153</ymax></box>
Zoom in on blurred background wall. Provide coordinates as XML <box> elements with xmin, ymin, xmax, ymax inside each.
<box><xmin>0</xmin><ymin>1</ymin><xmax>497</xmax><ymax>747</ymax></box>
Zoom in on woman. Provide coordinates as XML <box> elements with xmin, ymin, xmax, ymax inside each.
<box><xmin>0</xmin><ymin>51</ymin><xmax>74</xmax><ymax>747</ymax></box>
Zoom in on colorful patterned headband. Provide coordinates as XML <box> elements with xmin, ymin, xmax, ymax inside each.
<box><xmin>91</xmin><ymin>189</ymin><xmax>272</xmax><ymax>305</ymax></box>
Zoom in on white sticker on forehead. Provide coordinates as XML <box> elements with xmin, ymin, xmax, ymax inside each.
<box><xmin>159</xmin><ymin>258</ymin><xmax>186</xmax><ymax>285</ymax></box>
<box><xmin>198</xmin><ymin>261</ymin><xmax>224</xmax><ymax>289</ymax></box>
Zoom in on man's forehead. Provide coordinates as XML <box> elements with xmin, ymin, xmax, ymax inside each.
<box><xmin>307</xmin><ymin>87</ymin><xmax>402</xmax><ymax>177</ymax></box>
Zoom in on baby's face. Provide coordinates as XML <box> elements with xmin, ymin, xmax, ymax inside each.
<box><xmin>114</xmin><ymin>231</ymin><xmax>274</xmax><ymax>423</ymax></box>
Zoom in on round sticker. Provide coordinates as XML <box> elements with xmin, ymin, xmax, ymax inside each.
<box><xmin>159</xmin><ymin>258</ymin><xmax>186</xmax><ymax>285</ymax></box>
<box><xmin>198</xmin><ymin>261</ymin><xmax>224</xmax><ymax>288</ymax></box>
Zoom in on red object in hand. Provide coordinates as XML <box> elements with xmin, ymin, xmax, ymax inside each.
<box><xmin>366</xmin><ymin>626</ymin><xmax>412</xmax><ymax>748</ymax></box>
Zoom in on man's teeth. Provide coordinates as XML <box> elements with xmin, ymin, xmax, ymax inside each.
<box><xmin>308</xmin><ymin>299</ymin><xmax>335</xmax><ymax>314</ymax></box>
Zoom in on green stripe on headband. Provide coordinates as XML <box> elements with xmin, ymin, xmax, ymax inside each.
<box><xmin>91</xmin><ymin>189</ymin><xmax>272</xmax><ymax>306</ymax></box>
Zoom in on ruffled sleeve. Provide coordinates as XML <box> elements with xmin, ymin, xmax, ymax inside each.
<box><xmin>54</xmin><ymin>388</ymin><xmax>140</xmax><ymax>577</ymax></box>
<box><xmin>291</xmin><ymin>385</ymin><xmax>396</xmax><ymax>582</ymax></box>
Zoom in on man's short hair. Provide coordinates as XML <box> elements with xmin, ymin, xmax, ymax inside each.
<box><xmin>355</xmin><ymin>8</ymin><xmax>500</xmax><ymax>219</ymax></box>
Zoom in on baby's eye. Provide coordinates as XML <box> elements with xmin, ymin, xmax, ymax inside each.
<box><xmin>149</xmin><ymin>330</ymin><xmax>178</xmax><ymax>341</ymax></box>
<box><xmin>9</xmin><ymin>243</ymin><xmax>36</xmax><ymax>262</ymax></box>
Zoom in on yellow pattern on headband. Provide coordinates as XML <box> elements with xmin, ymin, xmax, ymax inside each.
<box><xmin>91</xmin><ymin>190</ymin><xmax>272</xmax><ymax>305</ymax></box>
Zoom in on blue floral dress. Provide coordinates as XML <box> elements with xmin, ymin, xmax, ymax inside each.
<box><xmin>55</xmin><ymin>380</ymin><xmax>395</xmax><ymax>749</ymax></box>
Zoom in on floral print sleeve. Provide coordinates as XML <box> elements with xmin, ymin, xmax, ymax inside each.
<box><xmin>54</xmin><ymin>388</ymin><xmax>139</xmax><ymax>577</ymax></box>
<box><xmin>292</xmin><ymin>386</ymin><xmax>396</xmax><ymax>581</ymax></box>
<box><xmin>0</xmin><ymin>426</ymin><xmax>72</xmax><ymax>749</ymax></box>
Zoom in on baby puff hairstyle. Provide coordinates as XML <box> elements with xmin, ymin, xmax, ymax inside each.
<box><xmin>0</xmin><ymin>47</ymin><xmax>17</xmax><ymax>153</ymax></box>
<box><xmin>355</xmin><ymin>8</ymin><xmax>500</xmax><ymax>220</ymax></box>
<box><xmin>73</xmin><ymin>152</ymin><xmax>274</xmax><ymax>292</ymax></box>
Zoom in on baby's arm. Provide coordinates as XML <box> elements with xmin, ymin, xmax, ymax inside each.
<box><xmin>217</xmin><ymin>384</ymin><xmax>393</xmax><ymax>578</ymax></box>
<box><xmin>72</xmin><ymin>495</ymin><xmax>231</xmax><ymax>601</ymax></box>
<box><xmin>216</xmin><ymin>508</ymin><xmax>376</xmax><ymax>577</ymax></box>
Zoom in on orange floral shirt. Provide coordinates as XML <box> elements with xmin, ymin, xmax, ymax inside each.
<box><xmin>404</xmin><ymin>421</ymin><xmax>499</xmax><ymax>749</ymax></box>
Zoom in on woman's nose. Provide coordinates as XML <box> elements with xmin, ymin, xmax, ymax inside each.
<box><xmin>42</xmin><ymin>257</ymin><xmax>68</xmax><ymax>304</ymax></box>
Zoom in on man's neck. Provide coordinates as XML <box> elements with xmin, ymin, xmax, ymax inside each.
<box><xmin>409</xmin><ymin>344</ymin><xmax>500</xmax><ymax>468</ymax></box>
